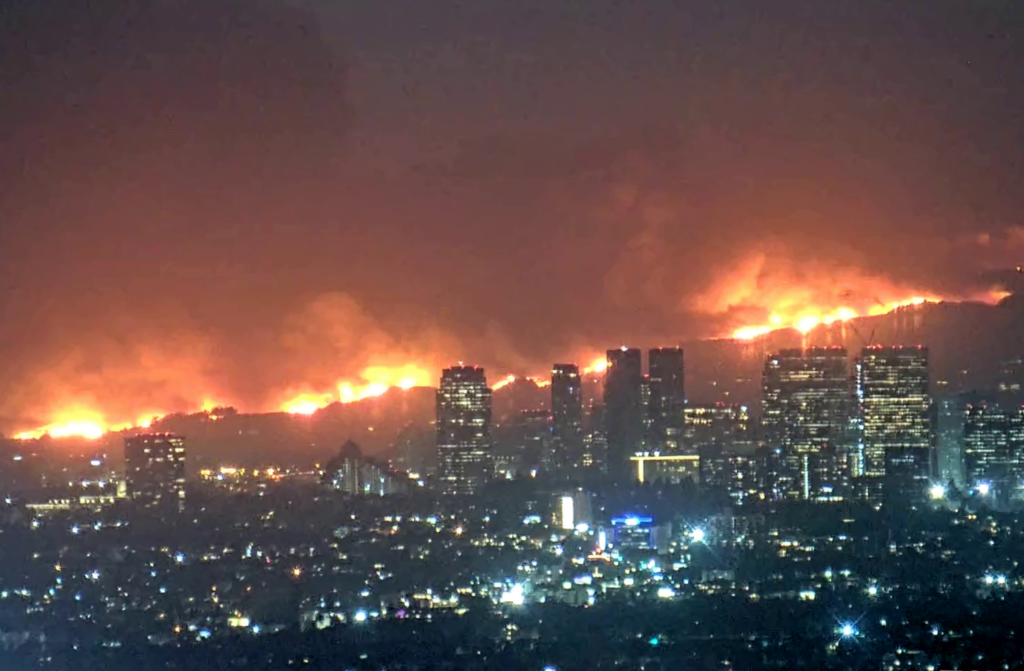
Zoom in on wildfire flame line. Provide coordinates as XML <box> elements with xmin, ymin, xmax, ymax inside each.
<box><xmin>27</xmin><ymin>288</ymin><xmax>1002</xmax><ymax>444</ymax></box>
<box><xmin>11</xmin><ymin>357</ymin><xmax>615</xmax><ymax>441</ymax></box>
<box><xmin>730</xmin><ymin>296</ymin><xmax>940</xmax><ymax>341</ymax></box>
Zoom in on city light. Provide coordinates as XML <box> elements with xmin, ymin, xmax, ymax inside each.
<box><xmin>929</xmin><ymin>484</ymin><xmax>946</xmax><ymax>500</ymax></box>
<box><xmin>500</xmin><ymin>583</ymin><xmax>525</xmax><ymax>606</ymax></box>
<box><xmin>976</xmin><ymin>482</ymin><xmax>991</xmax><ymax>497</ymax></box>
<box><xmin>840</xmin><ymin>623</ymin><xmax>857</xmax><ymax>638</ymax></box>
<box><xmin>560</xmin><ymin>496</ymin><xmax>575</xmax><ymax>531</ymax></box>
<box><xmin>690</xmin><ymin>527</ymin><xmax>706</xmax><ymax>543</ymax></box>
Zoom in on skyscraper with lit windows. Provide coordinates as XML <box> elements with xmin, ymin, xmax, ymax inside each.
<box><xmin>964</xmin><ymin>398</ymin><xmax>1011</xmax><ymax>497</ymax></box>
<box><xmin>762</xmin><ymin>348</ymin><xmax>851</xmax><ymax>501</ymax></box>
<box><xmin>604</xmin><ymin>347</ymin><xmax>644</xmax><ymax>481</ymax></box>
<box><xmin>551</xmin><ymin>363</ymin><xmax>584</xmax><ymax>472</ymax></box>
<box><xmin>858</xmin><ymin>346</ymin><xmax>935</xmax><ymax>502</ymax></box>
<box><xmin>436</xmin><ymin>365</ymin><xmax>493</xmax><ymax>496</ymax></box>
<box><xmin>648</xmin><ymin>347</ymin><xmax>686</xmax><ymax>453</ymax></box>
<box><xmin>124</xmin><ymin>433</ymin><xmax>186</xmax><ymax>511</ymax></box>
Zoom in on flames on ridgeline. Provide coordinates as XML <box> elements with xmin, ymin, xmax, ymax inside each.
<box><xmin>692</xmin><ymin>253</ymin><xmax>1011</xmax><ymax>341</ymax></box>
<box><xmin>7</xmin><ymin>277</ymin><xmax>1011</xmax><ymax>442</ymax></box>
<box><xmin>9</xmin><ymin>355</ymin><xmax>614</xmax><ymax>441</ymax></box>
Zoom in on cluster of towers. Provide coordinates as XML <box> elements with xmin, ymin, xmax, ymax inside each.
<box><xmin>435</xmin><ymin>344</ymin><xmax>996</xmax><ymax>504</ymax></box>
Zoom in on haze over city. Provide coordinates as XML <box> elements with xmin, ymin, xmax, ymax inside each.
<box><xmin>2</xmin><ymin>0</ymin><xmax>1023</xmax><ymax>438</ymax></box>
<box><xmin>6</xmin><ymin>2</ymin><xmax>1024</xmax><ymax>670</ymax></box>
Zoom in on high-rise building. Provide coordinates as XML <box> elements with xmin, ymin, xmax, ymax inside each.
<box><xmin>648</xmin><ymin>347</ymin><xmax>686</xmax><ymax>453</ymax></box>
<box><xmin>124</xmin><ymin>433</ymin><xmax>186</xmax><ymax>511</ymax></box>
<box><xmin>582</xmin><ymin>403</ymin><xmax>607</xmax><ymax>471</ymax></box>
<box><xmin>964</xmin><ymin>399</ymin><xmax>1010</xmax><ymax>497</ymax></box>
<box><xmin>322</xmin><ymin>440</ymin><xmax>404</xmax><ymax>496</ymax></box>
<box><xmin>436</xmin><ymin>365</ymin><xmax>493</xmax><ymax>496</ymax></box>
<box><xmin>962</xmin><ymin>397</ymin><xmax>1024</xmax><ymax>500</ymax></box>
<box><xmin>603</xmin><ymin>347</ymin><xmax>644</xmax><ymax>480</ymax></box>
<box><xmin>701</xmin><ymin>453</ymin><xmax>763</xmax><ymax>506</ymax></box>
<box><xmin>858</xmin><ymin>346</ymin><xmax>935</xmax><ymax>502</ymax></box>
<box><xmin>630</xmin><ymin>453</ymin><xmax>700</xmax><ymax>485</ymax></box>
<box><xmin>762</xmin><ymin>348</ymin><xmax>851</xmax><ymax>501</ymax></box>
<box><xmin>497</xmin><ymin>409</ymin><xmax>551</xmax><ymax>477</ymax></box>
<box><xmin>935</xmin><ymin>395</ymin><xmax>967</xmax><ymax>489</ymax></box>
<box><xmin>997</xmin><ymin>356</ymin><xmax>1024</xmax><ymax>407</ymax></box>
<box><xmin>685</xmin><ymin>403</ymin><xmax>752</xmax><ymax>458</ymax></box>
<box><xmin>551</xmin><ymin>364</ymin><xmax>584</xmax><ymax>472</ymax></box>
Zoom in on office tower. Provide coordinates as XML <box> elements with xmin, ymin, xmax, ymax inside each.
<box><xmin>1009</xmin><ymin>407</ymin><xmax>1024</xmax><ymax>496</ymax></box>
<box><xmin>502</xmin><ymin>409</ymin><xmax>551</xmax><ymax>476</ymax></box>
<box><xmin>603</xmin><ymin>347</ymin><xmax>644</xmax><ymax>480</ymax></box>
<box><xmin>551</xmin><ymin>364</ymin><xmax>584</xmax><ymax>472</ymax></box>
<box><xmin>322</xmin><ymin>440</ymin><xmax>403</xmax><ymax>496</ymax></box>
<box><xmin>582</xmin><ymin>403</ymin><xmax>607</xmax><ymax>471</ymax></box>
<box><xmin>762</xmin><ymin>348</ymin><xmax>851</xmax><ymax>501</ymax></box>
<box><xmin>685</xmin><ymin>403</ymin><xmax>752</xmax><ymax>458</ymax></box>
<box><xmin>436</xmin><ymin>365</ymin><xmax>493</xmax><ymax>496</ymax></box>
<box><xmin>555</xmin><ymin>489</ymin><xmax>593</xmax><ymax>531</ymax></box>
<box><xmin>630</xmin><ymin>453</ymin><xmax>700</xmax><ymax>485</ymax></box>
<box><xmin>648</xmin><ymin>347</ymin><xmax>686</xmax><ymax>453</ymax></box>
<box><xmin>858</xmin><ymin>346</ymin><xmax>935</xmax><ymax>502</ymax></box>
<box><xmin>997</xmin><ymin>355</ymin><xmax>1024</xmax><ymax>407</ymax></box>
<box><xmin>701</xmin><ymin>452</ymin><xmax>763</xmax><ymax>506</ymax></box>
<box><xmin>935</xmin><ymin>396</ymin><xmax>967</xmax><ymax>489</ymax></box>
<box><xmin>963</xmin><ymin>398</ymin><xmax>1011</xmax><ymax>497</ymax></box>
<box><xmin>124</xmin><ymin>433</ymin><xmax>186</xmax><ymax>511</ymax></box>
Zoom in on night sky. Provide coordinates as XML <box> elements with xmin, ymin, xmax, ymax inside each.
<box><xmin>1</xmin><ymin>0</ymin><xmax>1023</xmax><ymax>430</ymax></box>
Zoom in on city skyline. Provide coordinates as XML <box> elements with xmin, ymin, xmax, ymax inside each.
<box><xmin>2</xmin><ymin>2</ymin><xmax>1024</xmax><ymax>668</ymax></box>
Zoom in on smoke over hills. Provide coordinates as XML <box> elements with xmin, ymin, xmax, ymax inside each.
<box><xmin>2</xmin><ymin>0</ymin><xmax>1024</xmax><ymax>435</ymax></box>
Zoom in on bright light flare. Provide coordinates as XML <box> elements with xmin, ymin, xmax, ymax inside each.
<box><xmin>583</xmin><ymin>357</ymin><xmax>608</xmax><ymax>375</ymax></box>
<box><xmin>929</xmin><ymin>484</ymin><xmax>946</xmax><ymax>500</ymax></box>
<box><xmin>282</xmin><ymin>393</ymin><xmax>334</xmax><ymax>415</ymax></box>
<box><xmin>732</xmin><ymin>325</ymin><xmax>773</xmax><ymax>341</ymax></box>
<box><xmin>15</xmin><ymin>419</ymin><xmax>106</xmax><ymax>441</ymax></box>
<box><xmin>730</xmin><ymin>296</ymin><xmax>946</xmax><ymax>341</ymax></box>
<box><xmin>491</xmin><ymin>374</ymin><xmax>517</xmax><ymax>391</ymax></box>
<box><xmin>280</xmin><ymin>365</ymin><xmax>433</xmax><ymax>414</ymax></box>
<box><xmin>795</xmin><ymin>315</ymin><xmax>821</xmax><ymax>334</ymax></box>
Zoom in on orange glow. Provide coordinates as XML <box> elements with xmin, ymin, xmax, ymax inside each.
<box><xmin>491</xmin><ymin>374</ymin><xmax>517</xmax><ymax>391</ymax></box>
<box><xmin>583</xmin><ymin>357</ymin><xmax>608</xmax><ymax>375</ymax></box>
<box><xmin>795</xmin><ymin>315</ymin><xmax>821</xmax><ymax>334</ymax></box>
<box><xmin>697</xmin><ymin>252</ymin><xmax>1009</xmax><ymax>341</ymax></box>
<box><xmin>279</xmin><ymin>364</ymin><xmax>433</xmax><ymax>414</ymax></box>
<box><xmin>282</xmin><ymin>395</ymin><xmax>333</xmax><ymax>415</ymax></box>
<box><xmin>732</xmin><ymin>325</ymin><xmax>774</xmax><ymax>341</ymax></box>
<box><xmin>726</xmin><ymin>294</ymin><xmax>975</xmax><ymax>340</ymax></box>
<box><xmin>43</xmin><ymin>420</ymin><xmax>104</xmax><ymax>440</ymax></box>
